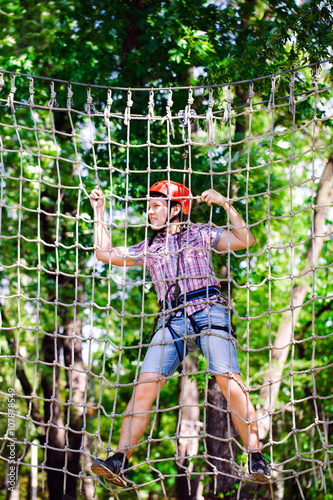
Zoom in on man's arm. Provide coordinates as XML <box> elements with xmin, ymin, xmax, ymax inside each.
<box><xmin>201</xmin><ymin>189</ymin><xmax>255</xmax><ymax>251</ymax></box>
<box><xmin>90</xmin><ymin>186</ymin><xmax>137</xmax><ymax>267</ymax></box>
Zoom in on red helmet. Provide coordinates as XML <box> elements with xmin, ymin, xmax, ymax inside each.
<box><xmin>149</xmin><ymin>180</ymin><xmax>192</xmax><ymax>215</ymax></box>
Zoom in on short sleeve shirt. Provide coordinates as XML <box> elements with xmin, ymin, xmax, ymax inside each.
<box><xmin>128</xmin><ymin>224</ymin><xmax>226</xmax><ymax>316</ymax></box>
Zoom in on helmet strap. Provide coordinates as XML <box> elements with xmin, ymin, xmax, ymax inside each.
<box><xmin>148</xmin><ymin>204</ymin><xmax>182</xmax><ymax>246</ymax></box>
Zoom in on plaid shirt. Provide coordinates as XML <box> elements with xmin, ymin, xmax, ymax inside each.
<box><xmin>129</xmin><ymin>224</ymin><xmax>226</xmax><ymax>316</ymax></box>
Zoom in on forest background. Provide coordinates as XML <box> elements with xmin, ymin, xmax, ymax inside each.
<box><xmin>0</xmin><ymin>0</ymin><xmax>332</xmax><ymax>499</ymax></box>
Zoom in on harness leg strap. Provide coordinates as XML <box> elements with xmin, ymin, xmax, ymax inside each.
<box><xmin>166</xmin><ymin>320</ymin><xmax>186</xmax><ymax>364</ymax></box>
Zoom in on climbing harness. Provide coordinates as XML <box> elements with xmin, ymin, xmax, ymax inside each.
<box><xmin>152</xmin><ymin>286</ymin><xmax>235</xmax><ymax>364</ymax></box>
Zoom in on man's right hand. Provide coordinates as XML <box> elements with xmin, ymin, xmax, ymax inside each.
<box><xmin>90</xmin><ymin>185</ymin><xmax>106</xmax><ymax>211</ymax></box>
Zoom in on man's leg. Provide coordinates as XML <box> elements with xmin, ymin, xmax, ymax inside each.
<box><xmin>215</xmin><ymin>373</ymin><xmax>271</xmax><ymax>481</ymax></box>
<box><xmin>118</xmin><ymin>372</ymin><xmax>166</xmax><ymax>460</ymax></box>
<box><xmin>91</xmin><ymin>320</ymin><xmax>182</xmax><ymax>485</ymax></box>
<box><xmin>91</xmin><ymin>372</ymin><xmax>166</xmax><ymax>485</ymax></box>
<box><xmin>215</xmin><ymin>372</ymin><xmax>258</xmax><ymax>451</ymax></box>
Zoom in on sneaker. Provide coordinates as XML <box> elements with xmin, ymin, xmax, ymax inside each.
<box><xmin>91</xmin><ymin>452</ymin><xmax>128</xmax><ymax>487</ymax></box>
<box><xmin>248</xmin><ymin>452</ymin><xmax>271</xmax><ymax>482</ymax></box>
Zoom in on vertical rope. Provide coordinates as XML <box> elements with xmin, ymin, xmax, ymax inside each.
<box><xmin>146</xmin><ymin>88</ymin><xmax>161</xmax><ymax>465</ymax></box>
<box><xmin>148</xmin><ymin>88</ymin><xmax>155</xmax><ymax>122</ymax></box>
<box><xmin>28</xmin><ymin>77</ymin><xmax>35</xmax><ymax>107</ymax></box>
<box><xmin>223</xmin><ymin>85</ymin><xmax>233</xmax><ymax>123</ymax></box>
<box><xmin>124</xmin><ymin>88</ymin><xmax>133</xmax><ymax>126</ymax></box>
<box><xmin>288</xmin><ymin>66</ymin><xmax>298</xmax><ymax>464</ymax></box>
<box><xmin>267</xmin><ymin>76</ymin><xmax>276</xmax><ymax>114</ymax></box>
<box><xmin>165</xmin><ymin>88</ymin><xmax>175</xmax><ymax>138</ymax></box>
<box><xmin>309</xmin><ymin>63</ymin><xmax>327</xmax><ymax>460</ymax></box>
<box><xmin>67</xmin><ymin>83</ymin><xmax>74</xmax><ymax>110</ymax></box>
<box><xmin>245</xmin><ymin>81</ymin><xmax>254</xmax><ymax>453</ymax></box>
<box><xmin>48</xmin><ymin>80</ymin><xmax>59</xmax><ymax>109</ymax></box>
<box><xmin>105</xmin><ymin>85</ymin><xmax>117</xmax><ymax>454</ymax></box>
<box><xmin>7</xmin><ymin>74</ymin><xmax>16</xmax><ymax>114</ymax></box>
<box><xmin>225</xmin><ymin>82</ymin><xmax>234</xmax><ymax>468</ymax></box>
<box><xmin>206</xmin><ymin>87</ymin><xmax>215</xmax><ymax>145</ymax></box>
<box><xmin>122</xmin><ymin>87</ymin><xmax>133</xmax><ymax>458</ymax></box>
<box><xmin>0</xmin><ymin>72</ymin><xmax>5</xmax><ymax>91</ymax></box>
<box><xmin>266</xmin><ymin>69</ymin><xmax>275</xmax><ymax>459</ymax></box>
<box><xmin>85</xmin><ymin>86</ymin><xmax>98</xmax><ymax>115</ymax></box>
<box><xmin>289</xmin><ymin>70</ymin><xmax>295</xmax><ymax>113</ymax></box>
<box><xmin>104</xmin><ymin>87</ymin><xmax>113</xmax><ymax>125</ymax></box>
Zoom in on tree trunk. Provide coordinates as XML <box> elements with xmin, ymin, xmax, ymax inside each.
<box><xmin>39</xmin><ymin>170</ymin><xmax>88</xmax><ymax>498</ymax></box>
<box><xmin>176</xmin><ymin>356</ymin><xmax>202</xmax><ymax>500</ymax></box>
<box><xmin>257</xmin><ymin>155</ymin><xmax>333</xmax><ymax>440</ymax></box>
<box><xmin>205</xmin><ymin>378</ymin><xmax>239</xmax><ymax>498</ymax></box>
<box><xmin>61</xmin><ymin>290</ymin><xmax>91</xmax><ymax>500</ymax></box>
<box><xmin>41</xmin><ymin>333</ymin><xmax>67</xmax><ymax>500</ymax></box>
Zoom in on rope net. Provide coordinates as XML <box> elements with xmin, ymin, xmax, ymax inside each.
<box><xmin>0</xmin><ymin>60</ymin><xmax>332</xmax><ymax>499</ymax></box>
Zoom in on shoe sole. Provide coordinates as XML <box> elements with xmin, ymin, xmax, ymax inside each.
<box><xmin>91</xmin><ymin>460</ymin><xmax>127</xmax><ymax>487</ymax></box>
<box><xmin>250</xmin><ymin>471</ymin><xmax>271</xmax><ymax>483</ymax></box>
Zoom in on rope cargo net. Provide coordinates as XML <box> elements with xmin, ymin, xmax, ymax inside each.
<box><xmin>0</xmin><ymin>60</ymin><xmax>332</xmax><ymax>499</ymax></box>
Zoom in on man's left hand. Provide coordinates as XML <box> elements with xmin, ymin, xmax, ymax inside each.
<box><xmin>201</xmin><ymin>189</ymin><xmax>226</xmax><ymax>206</ymax></box>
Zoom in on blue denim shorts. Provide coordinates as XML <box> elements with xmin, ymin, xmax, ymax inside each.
<box><xmin>141</xmin><ymin>304</ymin><xmax>240</xmax><ymax>377</ymax></box>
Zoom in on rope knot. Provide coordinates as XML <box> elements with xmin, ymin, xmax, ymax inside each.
<box><xmin>206</xmin><ymin>88</ymin><xmax>215</xmax><ymax>144</ymax></box>
<box><xmin>247</xmin><ymin>82</ymin><xmax>255</xmax><ymax>101</ymax></box>
<box><xmin>187</xmin><ymin>88</ymin><xmax>194</xmax><ymax>106</ymax></box>
<box><xmin>84</xmin><ymin>87</ymin><xmax>98</xmax><ymax>114</ymax></box>
<box><xmin>48</xmin><ymin>81</ymin><xmax>59</xmax><ymax>109</ymax></box>
<box><xmin>167</xmin><ymin>89</ymin><xmax>173</xmax><ymax>109</ymax></box>
<box><xmin>67</xmin><ymin>84</ymin><xmax>74</xmax><ymax>109</ymax></box>
<box><xmin>267</xmin><ymin>76</ymin><xmax>277</xmax><ymax>113</ymax></box>
<box><xmin>162</xmin><ymin>88</ymin><xmax>175</xmax><ymax>138</ymax></box>
<box><xmin>7</xmin><ymin>74</ymin><xmax>16</xmax><ymax>113</ymax></box>
<box><xmin>104</xmin><ymin>88</ymin><xmax>113</xmax><ymax>125</ymax></box>
<box><xmin>182</xmin><ymin>149</ymin><xmax>189</xmax><ymax>160</ymax></box>
<box><xmin>148</xmin><ymin>89</ymin><xmax>155</xmax><ymax>122</ymax></box>
<box><xmin>124</xmin><ymin>89</ymin><xmax>133</xmax><ymax>126</ymax></box>
<box><xmin>247</xmin><ymin>82</ymin><xmax>255</xmax><ymax>115</ymax></box>
<box><xmin>106</xmin><ymin>88</ymin><xmax>113</xmax><ymax>107</ymax></box>
<box><xmin>315</xmin><ymin>64</ymin><xmax>321</xmax><ymax>82</ymax></box>
<box><xmin>311</xmin><ymin>64</ymin><xmax>321</xmax><ymax>90</ymax></box>
<box><xmin>126</xmin><ymin>89</ymin><xmax>134</xmax><ymax>108</ymax></box>
<box><xmin>289</xmin><ymin>71</ymin><xmax>296</xmax><ymax>113</ymax></box>
<box><xmin>178</xmin><ymin>107</ymin><xmax>196</xmax><ymax>142</ymax></box>
<box><xmin>28</xmin><ymin>77</ymin><xmax>35</xmax><ymax>106</ymax></box>
<box><xmin>223</xmin><ymin>86</ymin><xmax>233</xmax><ymax>123</ymax></box>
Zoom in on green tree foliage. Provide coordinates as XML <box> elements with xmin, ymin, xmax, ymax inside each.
<box><xmin>0</xmin><ymin>1</ymin><xmax>332</xmax><ymax>499</ymax></box>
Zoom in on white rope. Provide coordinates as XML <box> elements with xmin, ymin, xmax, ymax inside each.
<box><xmin>178</xmin><ymin>88</ymin><xmax>196</xmax><ymax>142</ymax></box>
<box><xmin>223</xmin><ymin>85</ymin><xmax>233</xmax><ymax>123</ymax></box>
<box><xmin>28</xmin><ymin>77</ymin><xmax>35</xmax><ymax>107</ymax></box>
<box><xmin>7</xmin><ymin>74</ymin><xmax>16</xmax><ymax>113</ymax></box>
<box><xmin>0</xmin><ymin>72</ymin><xmax>4</xmax><ymax>91</ymax></box>
<box><xmin>104</xmin><ymin>88</ymin><xmax>113</xmax><ymax>125</ymax></box>
<box><xmin>85</xmin><ymin>86</ymin><xmax>98</xmax><ymax>115</ymax></box>
<box><xmin>48</xmin><ymin>80</ymin><xmax>59</xmax><ymax>109</ymax></box>
<box><xmin>67</xmin><ymin>83</ymin><xmax>74</xmax><ymax>110</ymax></box>
<box><xmin>206</xmin><ymin>87</ymin><xmax>215</xmax><ymax>144</ymax></box>
<box><xmin>312</xmin><ymin>64</ymin><xmax>321</xmax><ymax>92</ymax></box>
<box><xmin>148</xmin><ymin>89</ymin><xmax>155</xmax><ymax>122</ymax></box>
<box><xmin>124</xmin><ymin>89</ymin><xmax>133</xmax><ymax>126</ymax></box>
<box><xmin>267</xmin><ymin>76</ymin><xmax>276</xmax><ymax>113</ymax></box>
<box><xmin>163</xmin><ymin>88</ymin><xmax>175</xmax><ymax>138</ymax></box>
<box><xmin>289</xmin><ymin>71</ymin><xmax>296</xmax><ymax>113</ymax></box>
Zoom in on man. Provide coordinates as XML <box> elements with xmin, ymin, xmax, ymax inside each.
<box><xmin>89</xmin><ymin>180</ymin><xmax>271</xmax><ymax>487</ymax></box>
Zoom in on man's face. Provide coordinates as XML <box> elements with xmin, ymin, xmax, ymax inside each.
<box><xmin>148</xmin><ymin>197</ymin><xmax>180</xmax><ymax>229</ymax></box>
